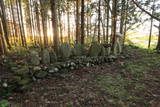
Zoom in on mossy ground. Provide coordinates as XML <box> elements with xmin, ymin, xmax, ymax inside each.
<box><xmin>96</xmin><ymin>46</ymin><xmax>160</xmax><ymax>107</ymax></box>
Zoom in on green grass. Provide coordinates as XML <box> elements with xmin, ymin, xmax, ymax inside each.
<box><xmin>96</xmin><ymin>47</ymin><xmax>160</xmax><ymax>106</ymax></box>
<box><xmin>126</xmin><ymin>34</ymin><xmax>158</xmax><ymax>49</ymax></box>
<box><xmin>96</xmin><ymin>75</ymin><xmax>132</xmax><ymax>100</ymax></box>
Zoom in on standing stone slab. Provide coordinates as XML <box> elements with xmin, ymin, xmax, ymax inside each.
<box><xmin>42</xmin><ymin>49</ymin><xmax>50</xmax><ymax>64</ymax></box>
<box><xmin>99</xmin><ymin>45</ymin><xmax>106</xmax><ymax>56</ymax></box>
<box><xmin>89</xmin><ymin>42</ymin><xmax>101</xmax><ymax>57</ymax></box>
<box><xmin>50</xmin><ymin>50</ymin><xmax>57</xmax><ymax>63</ymax></box>
<box><xmin>59</xmin><ymin>43</ymin><xmax>72</xmax><ymax>59</ymax></box>
<box><xmin>107</xmin><ymin>47</ymin><xmax>111</xmax><ymax>55</ymax></box>
<box><xmin>72</xmin><ymin>43</ymin><xmax>83</xmax><ymax>56</ymax></box>
<box><xmin>30</xmin><ymin>51</ymin><xmax>40</xmax><ymax>65</ymax></box>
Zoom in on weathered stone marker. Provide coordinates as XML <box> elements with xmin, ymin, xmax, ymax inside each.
<box><xmin>59</xmin><ymin>43</ymin><xmax>72</xmax><ymax>59</ymax></box>
<box><xmin>30</xmin><ymin>51</ymin><xmax>40</xmax><ymax>65</ymax></box>
<box><xmin>89</xmin><ymin>42</ymin><xmax>102</xmax><ymax>57</ymax></box>
<box><xmin>50</xmin><ymin>50</ymin><xmax>57</xmax><ymax>63</ymax></box>
<box><xmin>114</xmin><ymin>32</ymin><xmax>123</xmax><ymax>55</ymax></box>
<box><xmin>42</xmin><ymin>49</ymin><xmax>50</xmax><ymax>64</ymax></box>
<box><xmin>72</xmin><ymin>43</ymin><xmax>83</xmax><ymax>56</ymax></box>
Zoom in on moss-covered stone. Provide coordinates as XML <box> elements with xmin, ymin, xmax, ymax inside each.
<box><xmin>99</xmin><ymin>45</ymin><xmax>106</xmax><ymax>56</ymax></box>
<box><xmin>89</xmin><ymin>42</ymin><xmax>102</xmax><ymax>57</ymax></box>
<box><xmin>42</xmin><ymin>49</ymin><xmax>50</xmax><ymax>64</ymax></box>
<box><xmin>72</xmin><ymin>43</ymin><xmax>86</xmax><ymax>56</ymax></box>
<box><xmin>19</xmin><ymin>83</ymin><xmax>33</xmax><ymax>92</ymax></box>
<box><xmin>29</xmin><ymin>51</ymin><xmax>40</xmax><ymax>65</ymax></box>
<box><xmin>49</xmin><ymin>50</ymin><xmax>57</xmax><ymax>63</ymax></box>
<box><xmin>59</xmin><ymin>43</ymin><xmax>72</xmax><ymax>59</ymax></box>
<box><xmin>17</xmin><ymin>78</ymin><xmax>32</xmax><ymax>86</ymax></box>
<box><xmin>34</xmin><ymin>71</ymin><xmax>47</xmax><ymax>79</ymax></box>
<box><xmin>14</xmin><ymin>66</ymin><xmax>29</xmax><ymax>76</ymax></box>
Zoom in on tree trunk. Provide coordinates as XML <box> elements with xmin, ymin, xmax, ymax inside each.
<box><xmin>24</xmin><ymin>0</ymin><xmax>33</xmax><ymax>43</ymax></box>
<box><xmin>18</xmin><ymin>0</ymin><xmax>27</xmax><ymax>46</ymax></box>
<box><xmin>8</xmin><ymin>1</ymin><xmax>16</xmax><ymax>46</ymax></box>
<box><xmin>123</xmin><ymin>0</ymin><xmax>129</xmax><ymax>45</ymax></box>
<box><xmin>50</xmin><ymin>0</ymin><xmax>59</xmax><ymax>53</ymax></box>
<box><xmin>76</xmin><ymin>0</ymin><xmax>80</xmax><ymax>43</ymax></box>
<box><xmin>16</xmin><ymin>0</ymin><xmax>25</xmax><ymax>47</ymax></box>
<box><xmin>35</xmin><ymin>1</ymin><xmax>42</xmax><ymax>47</ymax></box>
<box><xmin>111</xmin><ymin>0</ymin><xmax>117</xmax><ymax>51</ymax></box>
<box><xmin>0</xmin><ymin>0</ymin><xmax>11</xmax><ymax>49</ymax></box>
<box><xmin>106</xmin><ymin>0</ymin><xmax>110</xmax><ymax>44</ymax></box>
<box><xmin>98</xmin><ymin>0</ymin><xmax>101</xmax><ymax>43</ymax></box>
<box><xmin>67</xmin><ymin>0</ymin><xmax>71</xmax><ymax>43</ymax></box>
<box><xmin>81</xmin><ymin>0</ymin><xmax>85</xmax><ymax>44</ymax></box>
<box><xmin>156</xmin><ymin>23</ymin><xmax>160</xmax><ymax>50</ymax></box>
<box><xmin>58</xmin><ymin>7</ymin><xmax>63</xmax><ymax>43</ymax></box>
<box><xmin>148</xmin><ymin>0</ymin><xmax>156</xmax><ymax>48</ymax></box>
<box><xmin>119</xmin><ymin>0</ymin><xmax>126</xmax><ymax>34</ymax></box>
<box><xmin>86</xmin><ymin>1</ymin><xmax>89</xmax><ymax>43</ymax></box>
<box><xmin>40</xmin><ymin>0</ymin><xmax>48</xmax><ymax>48</ymax></box>
<box><xmin>101</xmin><ymin>18</ymin><xmax>105</xmax><ymax>43</ymax></box>
<box><xmin>0</xmin><ymin>20</ymin><xmax>6</xmax><ymax>54</ymax></box>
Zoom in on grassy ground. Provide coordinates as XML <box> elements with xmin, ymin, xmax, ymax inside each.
<box><xmin>126</xmin><ymin>34</ymin><xmax>158</xmax><ymax>49</ymax></box>
<box><xmin>96</xmin><ymin>47</ymin><xmax>160</xmax><ymax>107</ymax></box>
<box><xmin>1</xmin><ymin>46</ymin><xmax>160</xmax><ymax>107</ymax></box>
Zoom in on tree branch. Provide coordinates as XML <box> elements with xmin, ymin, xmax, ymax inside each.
<box><xmin>104</xmin><ymin>0</ymin><xmax>112</xmax><ymax>13</ymax></box>
<box><xmin>154</xmin><ymin>25</ymin><xmax>159</xmax><ymax>29</ymax></box>
<box><xmin>131</xmin><ymin>0</ymin><xmax>160</xmax><ymax>22</ymax></box>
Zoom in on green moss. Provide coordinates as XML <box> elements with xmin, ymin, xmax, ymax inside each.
<box><xmin>96</xmin><ymin>75</ymin><xmax>131</xmax><ymax>100</ymax></box>
<box><xmin>0</xmin><ymin>100</ymin><xmax>10</xmax><ymax>107</ymax></box>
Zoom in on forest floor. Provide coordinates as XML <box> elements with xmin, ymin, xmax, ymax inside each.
<box><xmin>1</xmin><ymin>46</ymin><xmax>160</xmax><ymax>107</ymax></box>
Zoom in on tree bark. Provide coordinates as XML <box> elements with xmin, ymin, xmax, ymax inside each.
<box><xmin>67</xmin><ymin>0</ymin><xmax>71</xmax><ymax>43</ymax></box>
<box><xmin>0</xmin><ymin>20</ymin><xmax>6</xmax><ymax>54</ymax></box>
<box><xmin>0</xmin><ymin>0</ymin><xmax>11</xmax><ymax>49</ymax></box>
<box><xmin>98</xmin><ymin>0</ymin><xmax>101</xmax><ymax>43</ymax></box>
<box><xmin>123</xmin><ymin>0</ymin><xmax>129</xmax><ymax>45</ymax></box>
<box><xmin>111</xmin><ymin>0</ymin><xmax>117</xmax><ymax>51</ymax></box>
<box><xmin>106</xmin><ymin>0</ymin><xmax>110</xmax><ymax>44</ymax></box>
<box><xmin>156</xmin><ymin>23</ymin><xmax>160</xmax><ymax>50</ymax></box>
<box><xmin>119</xmin><ymin>0</ymin><xmax>126</xmax><ymax>34</ymax></box>
<box><xmin>58</xmin><ymin>7</ymin><xmax>63</xmax><ymax>43</ymax></box>
<box><xmin>16</xmin><ymin>0</ymin><xmax>25</xmax><ymax>47</ymax></box>
<box><xmin>148</xmin><ymin>0</ymin><xmax>156</xmax><ymax>48</ymax></box>
<box><xmin>76</xmin><ymin>0</ymin><xmax>80</xmax><ymax>43</ymax></box>
<box><xmin>81</xmin><ymin>0</ymin><xmax>85</xmax><ymax>44</ymax></box>
<box><xmin>50</xmin><ymin>0</ymin><xmax>59</xmax><ymax>53</ymax></box>
<box><xmin>40</xmin><ymin>0</ymin><xmax>48</xmax><ymax>48</ymax></box>
<box><xmin>35</xmin><ymin>1</ymin><xmax>42</xmax><ymax>47</ymax></box>
<box><xmin>18</xmin><ymin>0</ymin><xmax>27</xmax><ymax>46</ymax></box>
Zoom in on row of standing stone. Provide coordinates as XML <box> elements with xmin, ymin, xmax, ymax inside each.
<box><xmin>29</xmin><ymin>42</ymin><xmax>112</xmax><ymax>65</ymax></box>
